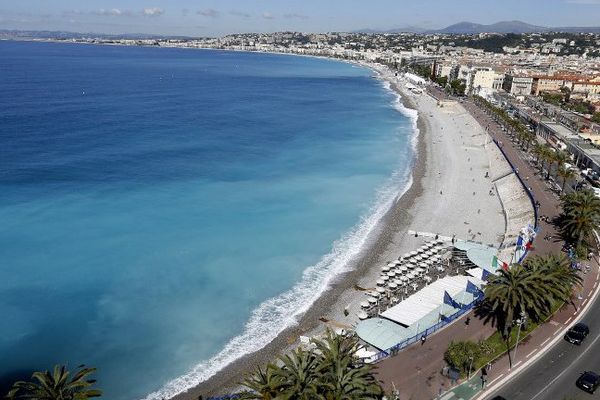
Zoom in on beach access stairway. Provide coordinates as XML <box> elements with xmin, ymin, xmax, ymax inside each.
<box><xmin>494</xmin><ymin>173</ymin><xmax>535</xmax><ymax>261</ymax></box>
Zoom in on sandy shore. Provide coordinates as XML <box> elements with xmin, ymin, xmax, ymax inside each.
<box><xmin>172</xmin><ymin>63</ymin><xmax>509</xmax><ymax>399</ymax></box>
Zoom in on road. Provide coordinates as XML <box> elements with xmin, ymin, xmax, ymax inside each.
<box><xmin>426</xmin><ymin>86</ymin><xmax>600</xmax><ymax>400</ymax></box>
<box><xmin>484</xmin><ymin>276</ymin><xmax>600</xmax><ymax>400</ymax></box>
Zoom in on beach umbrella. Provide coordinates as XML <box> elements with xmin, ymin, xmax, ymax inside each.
<box><xmin>376</xmin><ymin>287</ymin><xmax>386</xmax><ymax>294</ymax></box>
<box><xmin>368</xmin><ymin>291</ymin><xmax>380</xmax><ymax>298</ymax></box>
<box><xmin>399</xmin><ymin>265</ymin><xmax>408</xmax><ymax>272</ymax></box>
<box><xmin>393</xmin><ymin>279</ymin><xmax>403</xmax><ymax>285</ymax></box>
<box><xmin>400</xmin><ymin>276</ymin><xmax>409</xmax><ymax>282</ymax></box>
<box><xmin>360</xmin><ymin>301</ymin><xmax>370</xmax><ymax>308</ymax></box>
<box><xmin>367</xmin><ymin>296</ymin><xmax>378</xmax><ymax>304</ymax></box>
<box><xmin>414</xmin><ymin>255</ymin><xmax>423</xmax><ymax>261</ymax></box>
<box><xmin>406</xmin><ymin>262</ymin><xmax>415</xmax><ymax>269</ymax></box>
<box><xmin>388</xmin><ymin>282</ymin><xmax>398</xmax><ymax>290</ymax></box>
<box><xmin>403</xmin><ymin>252</ymin><xmax>412</xmax><ymax>259</ymax></box>
<box><xmin>419</xmin><ymin>262</ymin><xmax>428</xmax><ymax>268</ymax></box>
<box><xmin>415</xmin><ymin>267</ymin><xmax>424</xmax><ymax>274</ymax></box>
<box><xmin>381</xmin><ymin>275</ymin><xmax>390</xmax><ymax>281</ymax></box>
<box><xmin>358</xmin><ymin>311</ymin><xmax>369</xmax><ymax>320</ymax></box>
<box><xmin>387</xmin><ymin>271</ymin><xmax>396</xmax><ymax>277</ymax></box>
<box><xmin>394</xmin><ymin>260</ymin><xmax>403</xmax><ymax>266</ymax></box>
<box><xmin>416</xmin><ymin>247</ymin><xmax>425</xmax><ymax>253</ymax></box>
<box><xmin>376</xmin><ymin>279</ymin><xmax>385</xmax><ymax>286</ymax></box>
<box><xmin>387</xmin><ymin>261</ymin><xmax>396</xmax><ymax>267</ymax></box>
<box><xmin>425</xmin><ymin>250</ymin><xmax>435</xmax><ymax>257</ymax></box>
<box><xmin>381</xmin><ymin>265</ymin><xmax>390</xmax><ymax>272</ymax></box>
<box><xmin>409</xmin><ymin>251</ymin><xmax>418</xmax><ymax>256</ymax></box>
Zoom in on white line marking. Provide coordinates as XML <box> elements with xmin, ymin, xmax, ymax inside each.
<box><xmin>594</xmin><ymin>282</ymin><xmax>598</xmax><ymax>290</ymax></box>
<box><xmin>488</xmin><ymin>374</ymin><xmax>505</xmax><ymax>386</ymax></box>
<box><xmin>513</xmin><ymin>361</ymin><xmax>522</xmax><ymax>368</ymax></box>
<box><xmin>540</xmin><ymin>337</ymin><xmax>551</xmax><ymax>347</ymax></box>
<box><xmin>554</xmin><ymin>328</ymin><xmax>561</xmax><ymax>335</ymax></box>
<box><xmin>565</xmin><ymin>317</ymin><xmax>572</xmax><ymax>325</ymax></box>
<box><xmin>526</xmin><ymin>349</ymin><xmax>537</xmax><ymax>359</ymax></box>
<box><xmin>582</xmin><ymin>299</ymin><xmax>589</xmax><ymax>307</ymax></box>
<box><xmin>529</xmin><ymin>329</ymin><xmax>600</xmax><ymax>400</ymax></box>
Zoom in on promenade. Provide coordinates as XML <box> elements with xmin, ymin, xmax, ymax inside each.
<box><xmin>374</xmin><ymin>87</ymin><xmax>600</xmax><ymax>400</ymax></box>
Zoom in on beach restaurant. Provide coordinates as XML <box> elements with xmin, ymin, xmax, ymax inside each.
<box><xmin>356</xmin><ymin>240</ymin><xmax>498</xmax><ymax>353</ymax></box>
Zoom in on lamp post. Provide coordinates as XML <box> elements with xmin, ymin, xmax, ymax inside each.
<box><xmin>468</xmin><ymin>356</ymin><xmax>474</xmax><ymax>379</ymax></box>
<box><xmin>512</xmin><ymin>311</ymin><xmax>527</xmax><ymax>368</ymax></box>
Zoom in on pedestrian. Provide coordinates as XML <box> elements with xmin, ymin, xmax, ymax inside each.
<box><xmin>421</xmin><ymin>335</ymin><xmax>426</xmax><ymax>345</ymax></box>
<box><xmin>465</xmin><ymin>317</ymin><xmax>471</xmax><ymax>326</ymax></box>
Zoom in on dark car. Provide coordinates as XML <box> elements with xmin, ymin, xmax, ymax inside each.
<box><xmin>565</xmin><ymin>322</ymin><xmax>590</xmax><ymax>345</ymax></box>
<box><xmin>576</xmin><ymin>371</ymin><xmax>600</xmax><ymax>393</ymax></box>
<box><xmin>489</xmin><ymin>397</ymin><xmax>507</xmax><ymax>400</ymax></box>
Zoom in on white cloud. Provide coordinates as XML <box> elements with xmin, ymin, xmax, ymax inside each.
<box><xmin>93</xmin><ymin>8</ymin><xmax>132</xmax><ymax>17</ymax></box>
<box><xmin>262</xmin><ymin>12</ymin><xmax>275</xmax><ymax>20</ymax></box>
<box><xmin>197</xmin><ymin>9</ymin><xmax>219</xmax><ymax>17</ymax></box>
<box><xmin>143</xmin><ymin>7</ymin><xmax>164</xmax><ymax>16</ymax></box>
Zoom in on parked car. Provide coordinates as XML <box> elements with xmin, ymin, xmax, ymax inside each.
<box><xmin>576</xmin><ymin>371</ymin><xmax>600</xmax><ymax>393</ymax></box>
<box><xmin>565</xmin><ymin>322</ymin><xmax>590</xmax><ymax>345</ymax></box>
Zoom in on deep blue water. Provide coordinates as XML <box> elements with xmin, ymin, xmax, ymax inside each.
<box><xmin>0</xmin><ymin>41</ymin><xmax>414</xmax><ymax>399</ymax></box>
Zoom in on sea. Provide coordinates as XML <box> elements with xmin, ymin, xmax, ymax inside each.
<box><xmin>0</xmin><ymin>40</ymin><xmax>416</xmax><ymax>399</ymax></box>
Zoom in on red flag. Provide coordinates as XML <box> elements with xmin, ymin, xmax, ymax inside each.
<box><xmin>525</xmin><ymin>241</ymin><xmax>532</xmax><ymax>250</ymax></box>
<box><xmin>502</xmin><ymin>262</ymin><xmax>509</xmax><ymax>271</ymax></box>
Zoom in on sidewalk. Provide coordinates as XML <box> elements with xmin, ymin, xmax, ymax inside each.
<box><xmin>373</xmin><ymin>90</ymin><xmax>598</xmax><ymax>400</ymax></box>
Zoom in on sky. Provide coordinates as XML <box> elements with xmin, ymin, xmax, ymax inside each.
<box><xmin>1</xmin><ymin>0</ymin><xmax>600</xmax><ymax>37</ymax></box>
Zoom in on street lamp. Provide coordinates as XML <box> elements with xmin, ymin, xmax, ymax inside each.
<box><xmin>468</xmin><ymin>356</ymin><xmax>474</xmax><ymax>379</ymax></box>
<box><xmin>512</xmin><ymin>311</ymin><xmax>528</xmax><ymax>368</ymax></box>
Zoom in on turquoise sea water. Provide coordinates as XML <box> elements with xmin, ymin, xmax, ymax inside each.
<box><xmin>0</xmin><ymin>41</ymin><xmax>415</xmax><ymax>399</ymax></box>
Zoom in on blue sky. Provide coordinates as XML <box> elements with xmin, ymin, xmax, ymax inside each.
<box><xmin>1</xmin><ymin>0</ymin><xmax>600</xmax><ymax>36</ymax></box>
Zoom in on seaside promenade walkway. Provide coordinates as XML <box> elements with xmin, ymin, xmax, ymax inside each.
<box><xmin>373</xmin><ymin>88</ymin><xmax>600</xmax><ymax>400</ymax></box>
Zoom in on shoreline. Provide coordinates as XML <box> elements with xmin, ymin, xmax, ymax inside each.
<box><xmin>171</xmin><ymin>65</ymin><xmax>430</xmax><ymax>399</ymax></box>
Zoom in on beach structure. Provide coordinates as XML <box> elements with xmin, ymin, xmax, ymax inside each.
<box><xmin>355</xmin><ymin>239</ymin><xmax>498</xmax><ymax>352</ymax></box>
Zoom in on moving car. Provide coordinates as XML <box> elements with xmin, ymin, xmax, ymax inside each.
<box><xmin>564</xmin><ymin>322</ymin><xmax>590</xmax><ymax>345</ymax></box>
<box><xmin>576</xmin><ymin>371</ymin><xmax>600</xmax><ymax>394</ymax></box>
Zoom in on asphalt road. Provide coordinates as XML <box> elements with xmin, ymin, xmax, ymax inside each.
<box><xmin>485</xmin><ymin>285</ymin><xmax>600</xmax><ymax>400</ymax></box>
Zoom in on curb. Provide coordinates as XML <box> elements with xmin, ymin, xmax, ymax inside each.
<box><xmin>472</xmin><ymin>242</ymin><xmax>600</xmax><ymax>399</ymax></box>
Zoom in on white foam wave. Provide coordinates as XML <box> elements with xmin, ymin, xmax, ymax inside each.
<box><xmin>143</xmin><ymin>72</ymin><xmax>419</xmax><ymax>400</ymax></box>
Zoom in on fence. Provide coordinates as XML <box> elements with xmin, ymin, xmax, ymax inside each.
<box><xmin>369</xmin><ymin>293</ymin><xmax>484</xmax><ymax>363</ymax></box>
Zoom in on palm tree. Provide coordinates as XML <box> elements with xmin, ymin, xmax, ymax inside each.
<box><xmin>6</xmin><ymin>365</ymin><xmax>102</xmax><ymax>400</ymax></box>
<box><xmin>312</xmin><ymin>330</ymin><xmax>383</xmax><ymax>400</ymax></box>
<box><xmin>560</xmin><ymin>189</ymin><xmax>600</xmax><ymax>248</ymax></box>
<box><xmin>273</xmin><ymin>348</ymin><xmax>320</xmax><ymax>399</ymax></box>
<box><xmin>556</xmin><ymin>165</ymin><xmax>576</xmax><ymax>192</ymax></box>
<box><xmin>549</xmin><ymin>150</ymin><xmax>570</xmax><ymax>180</ymax></box>
<box><xmin>525</xmin><ymin>254</ymin><xmax>582</xmax><ymax>301</ymax></box>
<box><xmin>485</xmin><ymin>265</ymin><xmax>556</xmax><ymax>335</ymax></box>
<box><xmin>240</xmin><ymin>365</ymin><xmax>283</xmax><ymax>400</ymax></box>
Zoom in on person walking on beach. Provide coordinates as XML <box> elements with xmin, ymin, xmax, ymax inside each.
<box><xmin>421</xmin><ymin>335</ymin><xmax>427</xmax><ymax>345</ymax></box>
<box><xmin>465</xmin><ymin>317</ymin><xmax>471</xmax><ymax>327</ymax></box>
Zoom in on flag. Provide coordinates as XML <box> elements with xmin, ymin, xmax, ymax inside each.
<box><xmin>525</xmin><ymin>241</ymin><xmax>533</xmax><ymax>250</ymax></box>
<box><xmin>481</xmin><ymin>268</ymin><xmax>491</xmax><ymax>281</ymax></box>
<box><xmin>492</xmin><ymin>255</ymin><xmax>498</xmax><ymax>269</ymax></box>
<box><xmin>466</xmin><ymin>280</ymin><xmax>481</xmax><ymax>295</ymax></box>
<box><xmin>444</xmin><ymin>291</ymin><xmax>460</xmax><ymax>309</ymax></box>
<box><xmin>501</xmin><ymin>262</ymin><xmax>509</xmax><ymax>271</ymax></box>
<box><xmin>516</xmin><ymin>235</ymin><xmax>524</xmax><ymax>249</ymax></box>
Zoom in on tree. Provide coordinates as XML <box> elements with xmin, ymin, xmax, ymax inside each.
<box><xmin>444</xmin><ymin>341</ymin><xmax>481</xmax><ymax>376</ymax></box>
<box><xmin>240</xmin><ymin>330</ymin><xmax>383</xmax><ymax>399</ymax></box>
<box><xmin>484</xmin><ymin>265</ymin><xmax>556</xmax><ymax>336</ymax></box>
<box><xmin>524</xmin><ymin>254</ymin><xmax>582</xmax><ymax>301</ymax></box>
<box><xmin>312</xmin><ymin>330</ymin><xmax>383</xmax><ymax>399</ymax></box>
<box><xmin>560</xmin><ymin>189</ymin><xmax>600</xmax><ymax>249</ymax></box>
<box><xmin>450</xmin><ymin>79</ymin><xmax>466</xmax><ymax>96</ymax></box>
<box><xmin>557</xmin><ymin>165</ymin><xmax>576</xmax><ymax>192</ymax></box>
<box><xmin>549</xmin><ymin>150</ymin><xmax>570</xmax><ymax>181</ymax></box>
<box><xmin>6</xmin><ymin>365</ymin><xmax>102</xmax><ymax>400</ymax></box>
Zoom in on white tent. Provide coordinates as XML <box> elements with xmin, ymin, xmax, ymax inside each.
<box><xmin>380</xmin><ymin>275</ymin><xmax>482</xmax><ymax>327</ymax></box>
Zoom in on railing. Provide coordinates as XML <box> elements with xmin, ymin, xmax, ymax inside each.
<box><xmin>369</xmin><ymin>294</ymin><xmax>484</xmax><ymax>363</ymax></box>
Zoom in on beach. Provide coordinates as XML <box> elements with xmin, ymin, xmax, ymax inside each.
<box><xmin>174</xmin><ymin>61</ymin><xmax>513</xmax><ymax>399</ymax></box>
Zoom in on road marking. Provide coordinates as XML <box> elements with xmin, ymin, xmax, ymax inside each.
<box><xmin>488</xmin><ymin>374</ymin><xmax>504</xmax><ymax>386</ymax></box>
<box><xmin>554</xmin><ymin>328</ymin><xmax>561</xmax><ymax>335</ymax></box>
<box><xmin>540</xmin><ymin>337</ymin><xmax>551</xmax><ymax>347</ymax></box>
<box><xmin>582</xmin><ymin>298</ymin><xmax>589</xmax><ymax>307</ymax></box>
<box><xmin>513</xmin><ymin>361</ymin><xmax>522</xmax><ymax>368</ymax></box>
<box><xmin>526</xmin><ymin>349</ymin><xmax>537</xmax><ymax>359</ymax></box>
<box><xmin>593</xmin><ymin>282</ymin><xmax>598</xmax><ymax>290</ymax></box>
<box><xmin>529</xmin><ymin>329</ymin><xmax>600</xmax><ymax>400</ymax></box>
<box><xmin>565</xmin><ymin>317</ymin><xmax>572</xmax><ymax>325</ymax></box>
